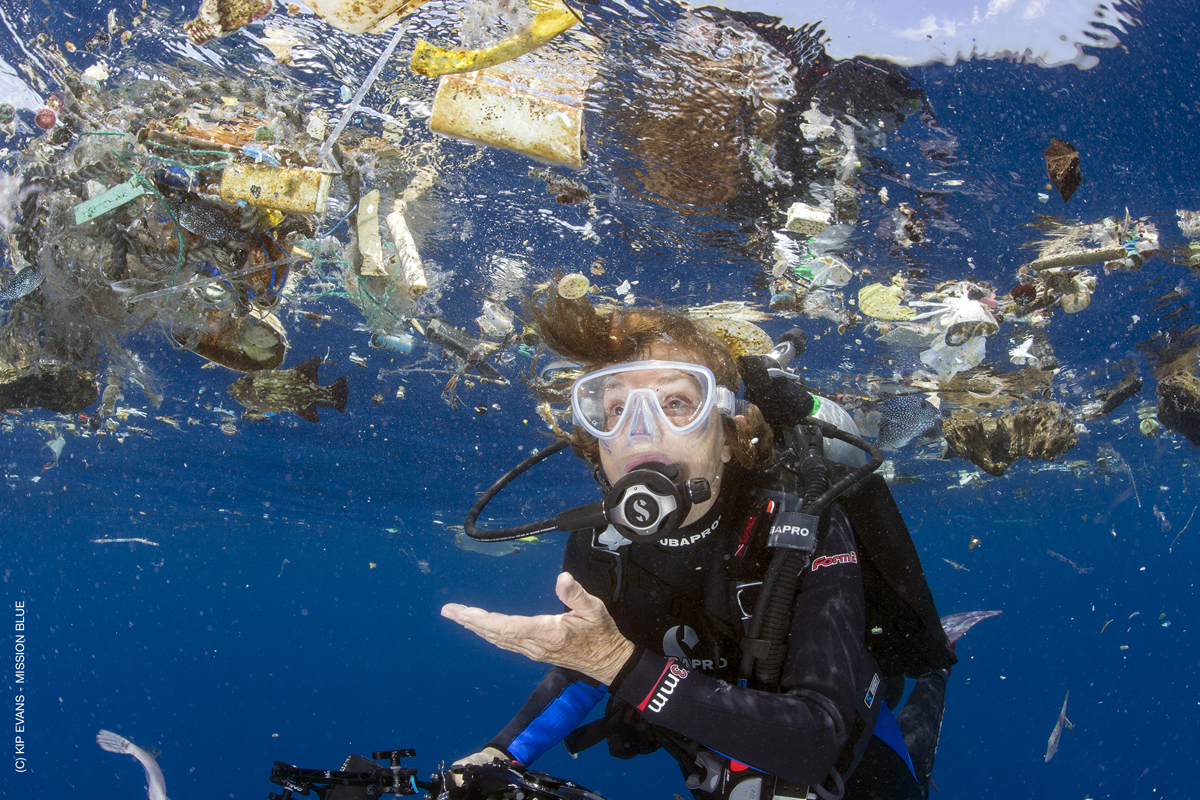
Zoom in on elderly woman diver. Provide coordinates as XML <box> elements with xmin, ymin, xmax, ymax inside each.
<box><xmin>441</xmin><ymin>289</ymin><xmax>960</xmax><ymax>800</ymax></box>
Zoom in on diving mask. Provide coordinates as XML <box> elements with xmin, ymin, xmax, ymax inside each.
<box><xmin>571</xmin><ymin>360</ymin><xmax>744</xmax><ymax>441</ymax></box>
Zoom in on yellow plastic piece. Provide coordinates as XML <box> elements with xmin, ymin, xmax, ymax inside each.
<box><xmin>691</xmin><ymin>317</ymin><xmax>773</xmax><ymax>358</ymax></box>
<box><xmin>410</xmin><ymin>0</ymin><xmax>579</xmax><ymax>77</ymax></box>
<box><xmin>858</xmin><ymin>283</ymin><xmax>916</xmax><ymax>321</ymax></box>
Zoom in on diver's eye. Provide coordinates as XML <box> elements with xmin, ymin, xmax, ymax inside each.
<box><xmin>604</xmin><ymin>403</ymin><xmax>625</xmax><ymax>429</ymax></box>
<box><xmin>661</xmin><ymin>395</ymin><xmax>699</xmax><ymax>419</ymax></box>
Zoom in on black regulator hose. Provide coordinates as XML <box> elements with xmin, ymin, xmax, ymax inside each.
<box><xmin>463</xmin><ymin>439</ymin><xmax>579</xmax><ymax>542</ymax></box>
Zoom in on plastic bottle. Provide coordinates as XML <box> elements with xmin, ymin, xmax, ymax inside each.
<box><xmin>370</xmin><ymin>332</ymin><xmax>413</xmax><ymax>354</ymax></box>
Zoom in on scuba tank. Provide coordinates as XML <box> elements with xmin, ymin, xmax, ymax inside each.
<box><xmin>809</xmin><ymin>394</ymin><xmax>867</xmax><ymax>469</ymax></box>
<box><xmin>744</xmin><ymin>328</ymin><xmax>866</xmax><ymax>469</ymax></box>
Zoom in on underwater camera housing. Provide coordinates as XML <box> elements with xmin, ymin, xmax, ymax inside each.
<box><xmin>267</xmin><ymin>749</ymin><xmax>608</xmax><ymax>800</ymax></box>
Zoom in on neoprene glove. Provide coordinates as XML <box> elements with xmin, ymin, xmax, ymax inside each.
<box><xmin>450</xmin><ymin>746</ymin><xmax>510</xmax><ymax>786</ymax></box>
<box><xmin>736</xmin><ymin>353</ymin><xmax>815</xmax><ymax>439</ymax></box>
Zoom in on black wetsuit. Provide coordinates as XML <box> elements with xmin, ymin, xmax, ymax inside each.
<box><xmin>483</xmin><ymin>474</ymin><xmax>945</xmax><ymax>799</ymax></box>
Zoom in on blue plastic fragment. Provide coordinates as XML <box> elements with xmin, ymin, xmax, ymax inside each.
<box><xmin>240</xmin><ymin>143</ymin><xmax>280</xmax><ymax>167</ymax></box>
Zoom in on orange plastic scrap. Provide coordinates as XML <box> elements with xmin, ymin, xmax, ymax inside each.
<box><xmin>410</xmin><ymin>0</ymin><xmax>579</xmax><ymax>77</ymax></box>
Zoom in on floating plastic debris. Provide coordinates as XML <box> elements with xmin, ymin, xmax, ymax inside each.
<box><xmin>357</xmin><ymin>189</ymin><xmax>386</xmax><ymax>276</ymax></box>
<box><xmin>220</xmin><ymin>164</ymin><xmax>332</xmax><ymax>214</ymax></box>
<box><xmin>454</xmin><ymin>530</ymin><xmax>519</xmax><ymax>556</ymax></box>
<box><xmin>920</xmin><ymin>335</ymin><xmax>986</xmax><ymax>382</ymax></box>
<box><xmin>385</xmin><ymin>209</ymin><xmax>428</xmax><ymax>298</ymax></box>
<box><xmin>315</xmin><ymin>18</ymin><xmax>412</xmax><ymax>169</ymax></box>
<box><xmin>858</xmin><ymin>283</ymin><xmax>914</xmax><ymax>321</ymax></box>
<box><xmin>369</xmin><ymin>332</ymin><xmax>414</xmax><ymax>354</ymax></box>
<box><xmin>784</xmin><ymin>201</ymin><xmax>832</xmax><ymax>237</ymax></box>
<box><xmin>428</xmin><ymin>54</ymin><xmax>593</xmax><ymax>168</ymax></box>
<box><xmin>91</xmin><ymin>537</ymin><xmax>160</xmax><ymax>546</ymax></box>
<box><xmin>73</xmin><ymin>177</ymin><xmax>147</xmax><ymax>225</ymax></box>
<box><xmin>689</xmin><ymin>315</ymin><xmax>773</xmax><ymax>359</ymax></box>
<box><xmin>410</xmin><ymin>0</ymin><xmax>579</xmax><ymax>77</ymax></box>
<box><xmin>556</xmin><ymin>273</ymin><xmax>590</xmax><ymax>300</ymax></box>
<box><xmin>306</xmin><ymin>0</ymin><xmax>429</xmax><ymax>35</ymax></box>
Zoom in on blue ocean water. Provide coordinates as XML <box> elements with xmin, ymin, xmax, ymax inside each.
<box><xmin>2</xmin><ymin>0</ymin><xmax>1199</xmax><ymax>799</ymax></box>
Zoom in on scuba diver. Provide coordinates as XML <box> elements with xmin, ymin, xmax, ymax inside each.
<box><xmin>440</xmin><ymin>288</ymin><xmax>989</xmax><ymax>800</ymax></box>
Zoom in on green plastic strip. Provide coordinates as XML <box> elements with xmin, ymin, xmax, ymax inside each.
<box><xmin>73</xmin><ymin>177</ymin><xmax>148</xmax><ymax>225</ymax></box>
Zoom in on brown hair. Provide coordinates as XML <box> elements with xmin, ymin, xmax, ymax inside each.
<box><xmin>524</xmin><ymin>286</ymin><xmax>774</xmax><ymax>471</ymax></box>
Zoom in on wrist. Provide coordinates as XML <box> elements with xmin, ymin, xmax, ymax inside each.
<box><xmin>597</xmin><ymin>638</ymin><xmax>637</xmax><ymax>686</ymax></box>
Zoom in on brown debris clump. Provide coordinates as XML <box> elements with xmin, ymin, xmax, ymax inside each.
<box><xmin>941</xmin><ymin>402</ymin><xmax>1078</xmax><ymax>476</ymax></box>
<box><xmin>1157</xmin><ymin>371</ymin><xmax>1200</xmax><ymax>446</ymax></box>
<box><xmin>0</xmin><ymin>359</ymin><xmax>98</xmax><ymax>414</ymax></box>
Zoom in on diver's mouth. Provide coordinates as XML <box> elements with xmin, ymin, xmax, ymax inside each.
<box><xmin>624</xmin><ymin>454</ymin><xmax>674</xmax><ymax>474</ymax></box>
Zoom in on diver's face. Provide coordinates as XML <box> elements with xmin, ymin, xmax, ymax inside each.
<box><xmin>595</xmin><ymin>349</ymin><xmax>732</xmax><ymax>525</ymax></box>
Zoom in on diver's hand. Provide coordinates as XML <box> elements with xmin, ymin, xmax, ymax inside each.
<box><xmin>449</xmin><ymin>746</ymin><xmax>509</xmax><ymax>787</ymax></box>
<box><xmin>441</xmin><ymin>572</ymin><xmax>636</xmax><ymax>686</ymax></box>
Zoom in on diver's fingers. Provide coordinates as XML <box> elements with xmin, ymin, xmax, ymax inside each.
<box><xmin>555</xmin><ymin>572</ymin><xmax>608</xmax><ymax>621</ymax></box>
<box><xmin>442</xmin><ymin>604</ymin><xmax>565</xmax><ymax>651</ymax></box>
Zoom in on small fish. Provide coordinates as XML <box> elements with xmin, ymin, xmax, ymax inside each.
<box><xmin>0</xmin><ymin>265</ymin><xmax>44</xmax><ymax>302</ymax></box>
<box><xmin>96</xmin><ymin>729</ymin><xmax>169</xmax><ymax>800</ymax></box>
<box><xmin>874</xmin><ymin>395</ymin><xmax>939</xmax><ymax>451</ymax></box>
<box><xmin>942</xmin><ymin>558</ymin><xmax>970</xmax><ymax>572</ymax></box>
<box><xmin>940</xmin><ymin>609</ymin><xmax>1001</xmax><ymax>645</ymax></box>
<box><xmin>1044</xmin><ymin>690</ymin><xmax>1074</xmax><ymax>762</ymax></box>
<box><xmin>227</xmin><ymin>356</ymin><xmax>348</xmax><ymax>423</ymax></box>
<box><xmin>169</xmin><ymin>194</ymin><xmax>242</xmax><ymax>243</ymax></box>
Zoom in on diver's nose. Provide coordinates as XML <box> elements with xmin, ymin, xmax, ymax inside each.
<box><xmin>622</xmin><ymin>390</ymin><xmax>662</xmax><ymax>443</ymax></box>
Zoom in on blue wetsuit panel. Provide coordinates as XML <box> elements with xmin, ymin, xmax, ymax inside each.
<box><xmin>507</xmin><ymin>681</ymin><xmax>606</xmax><ymax>765</ymax></box>
<box><xmin>872</xmin><ymin>700</ymin><xmax>917</xmax><ymax>782</ymax></box>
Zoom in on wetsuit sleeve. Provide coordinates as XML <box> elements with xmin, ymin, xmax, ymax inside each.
<box><xmin>487</xmin><ymin>666</ymin><xmax>606</xmax><ymax>765</ymax></box>
<box><xmin>487</xmin><ymin>530</ymin><xmax>611</xmax><ymax>765</ymax></box>
<box><xmin>608</xmin><ymin>504</ymin><xmax>866</xmax><ymax>786</ymax></box>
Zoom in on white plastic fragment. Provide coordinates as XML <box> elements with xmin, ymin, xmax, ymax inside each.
<box><xmin>385</xmin><ymin>208</ymin><xmax>428</xmax><ymax>298</ymax></box>
<box><xmin>357</xmin><ymin>189</ymin><xmax>386</xmax><ymax>276</ymax></box>
<box><xmin>81</xmin><ymin>62</ymin><xmax>109</xmax><ymax>85</ymax></box>
<box><xmin>785</xmin><ymin>202</ymin><xmax>832</xmax><ymax>237</ymax></box>
<box><xmin>920</xmin><ymin>335</ymin><xmax>986</xmax><ymax>382</ymax></box>
<box><xmin>305</xmin><ymin>112</ymin><xmax>327</xmax><ymax>141</ymax></box>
